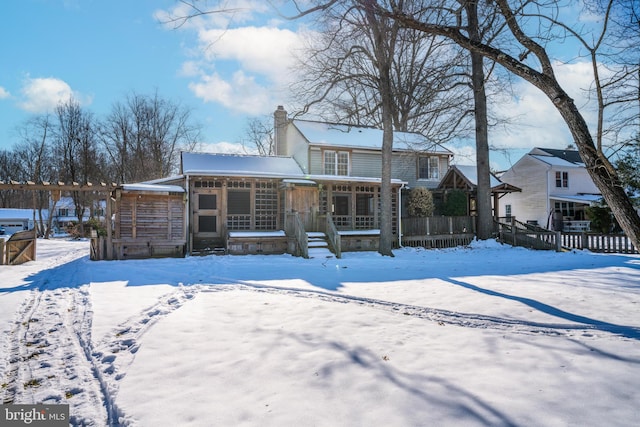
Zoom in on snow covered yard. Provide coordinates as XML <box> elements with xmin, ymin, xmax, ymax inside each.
<box><xmin>1</xmin><ymin>238</ymin><xmax>639</xmax><ymax>426</ymax></box>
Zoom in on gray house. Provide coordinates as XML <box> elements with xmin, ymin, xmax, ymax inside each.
<box><xmin>109</xmin><ymin>107</ymin><xmax>452</xmax><ymax>259</ymax></box>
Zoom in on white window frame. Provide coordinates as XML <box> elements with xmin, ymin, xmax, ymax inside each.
<box><xmin>418</xmin><ymin>156</ymin><xmax>440</xmax><ymax>180</ymax></box>
<box><xmin>323</xmin><ymin>150</ymin><xmax>349</xmax><ymax>176</ymax></box>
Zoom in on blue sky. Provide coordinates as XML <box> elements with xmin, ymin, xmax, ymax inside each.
<box><xmin>1</xmin><ymin>1</ymin><xmax>602</xmax><ymax>171</ymax></box>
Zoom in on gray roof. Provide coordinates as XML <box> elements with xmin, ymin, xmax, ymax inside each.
<box><xmin>293</xmin><ymin>120</ymin><xmax>452</xmax><ymax>154</ymax></box>
<box><xmin>530</xmin><ymin>148</ymin><xmax>585</xmax><ymax>167</ymax></box>
<box><xmin>181</xmin><ymin>152</ymin><xmax>305</xmax><ymax>178</ymax></box>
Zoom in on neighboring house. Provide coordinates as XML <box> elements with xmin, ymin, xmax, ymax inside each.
<box><xmin>500</xmin><ymin>147</ymin><xmax>602</xmax><ymax>231</ymax></box>
<box><xmin>437</xmin><ymin>165</ymin><xmax>521</xmax><ymax>218</ymax></box>
<box><xmin>109</xmin><ymin>106</ymin><xmax>452</xmax><ymax>258</ymax></box>
<box><xmin>0</xmin><ymin>209</ymin><xmax>41</xmax><ymax>235</ymax></box>
<box><xmin>52</xmin><ymin>196</ymin><xmax>106</xmax><ymax>232</ymax></box>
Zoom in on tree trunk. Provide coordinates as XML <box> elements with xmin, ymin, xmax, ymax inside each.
<box><xmin>551</xmin><ymin>93</ymin><xmax>640</xmax><ymax>247</ymax></box>
<box><xmin>467</xmin><ymin>1</ymin><xmax>493</xmax><ymax>240</ymax></box>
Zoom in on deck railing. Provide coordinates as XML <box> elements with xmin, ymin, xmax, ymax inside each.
<box><xmin>401</xmin><ymin>216</ymin><xmax>476</xmax><ymax>248</ymax></box>
<box><xmin>287</xmin><ymin>212</ymin><xmax>309</xmax><ymax>258</ymax></box>
<box><xmin>325</xmin><ymin>214</ymin><xmax>341</xmax><ymax>258</ymax></box>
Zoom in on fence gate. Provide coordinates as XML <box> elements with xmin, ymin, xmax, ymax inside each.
<box><xmin>2</xmin><ymin>229</ymin><xmax>37</xmax><ymax>265</ymax></box>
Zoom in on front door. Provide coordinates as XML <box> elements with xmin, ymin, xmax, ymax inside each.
<box><xmin>192</xmin><ymin>186</ymin><xmax>222</xmax><ymax>248</ymax></box>
<box><xmin>291</xmin><ymin>186</ymin><xmax>318</xmax><ymax>230</ymax></box>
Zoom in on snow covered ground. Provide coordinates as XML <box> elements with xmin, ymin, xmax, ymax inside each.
<box><xmin>1</xmin><ymin>237</ymin><xmax>639</xmax><ymax>426</ymax></box>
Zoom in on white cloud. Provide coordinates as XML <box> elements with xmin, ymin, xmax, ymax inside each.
<box><xmin>18</xmin><ymin>76</ymin><xmax>90</xmax><ymax>113</ymax></box>
<box><xmin>0</xmin><ymin>86</ymin><xmax>10</xmax><ymax>99</ymax></box>
<box><xmin>197</xmin><ymin>26</ymin><xmax>301</xmax><ymax>80</ymax></box>
<box><xmin>188</xmin><ymin>70</ymin><xmax>271</xmax><ymax>115</ymax></box>
<box><xmin>155</xmin><ymin>0</ymin><xmax>270</xmax><ymax>31</ymax></box>
<box><xmin>490</xmin><ymin>61</ymin><xmax>597</xmax><ymax>152</ymax></box>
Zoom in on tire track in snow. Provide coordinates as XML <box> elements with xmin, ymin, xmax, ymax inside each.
<box><xmin>1</xmin><ymin>286</ymin><xmax>107</xmax><ymax>425</ymax></box>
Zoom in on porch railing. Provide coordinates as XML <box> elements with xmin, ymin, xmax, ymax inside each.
<box><xmin>288</xmin><ymin>212</ymin><xmax>309</xmax><ymax>258</ymax></box>
<box><xmin>325</xmin><ymin>214</ymin><xmax>341</xmax><ymax>258</ymax></box>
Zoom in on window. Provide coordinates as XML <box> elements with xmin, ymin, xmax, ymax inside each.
<box><xmin>227</xmin><ymin>191</ymin><xmax>250</xmax><ymax>215</ymax></box>
<box><xmin>356</xmin><ymin>194</ymin><xmax>373</xmax><ymax>216</ymax></box>
<box><xmin>323</xmin><ymin>150</ymin><xmax>349</xmax><ymax>175</ymax></box>
<box><xmin>198</xmin><ymin>216</ymin><xmax>217</xmax><ymax>232</ymax></box>
<box><xmin>199</xmin><ymin>194</ymin><xmax>217</xmax><ymax>210</ymax></box>
<box><xmin>332</xmin><ymin>195</ymin><xmax>350</xmax><ymax>216</ymax></box>
<box><xmin>58</xmin><ymin>208</ymin><xmax>69</xmax><ymax>217</ymax></box>
<box><xmin>418</xmin><ymin>156</ymin><xmax>440</xmax><ymax>180</ymax></box>
<box><xmin>555</xmin><ymin>171</ymin><xmax>569</xmax><ymax>188</ymax></box>
<box><xmin>505</xmin><ymin>204</ymin><xmax>512</xmax><ymax>223</ymax></box>
<box><xmin>554</xmin><ymin>201</ymin><xmax>575</xmax><ymax>217</ymax></box>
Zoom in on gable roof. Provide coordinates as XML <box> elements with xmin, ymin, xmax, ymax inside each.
<box><xmin>181</xmin><ymin>152</ymin><xmax>305</xmax><ymax>178</ymax></box>
<box><xmin>292</xmin><ymin>119</ymin><xmax>452</xmax><ymax>154</ymax></box>
<box><xmin>530</xmin><ymin>147</ymin><xmax>584</xmax><ymax>167</ymax></box>
<box><xmin>438</xmin><ymin>165</ymin><xmax>521</xmax><ymax>193</ymax></box>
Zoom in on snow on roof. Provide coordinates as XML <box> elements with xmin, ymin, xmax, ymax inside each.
<box><xmin>182</xmin><ymin>152</ymin><xmax>305</xmax><ymax>178</ymax></box>
<box><xmin>452</xmin><ymin>165</ymin><xmax>502</xmax><ymax>188</ymax></box>
<box><xmin>122</xmin><ymin>183</ymin><xmax>185</xmax><ymax>193</ymax></box>
<box><xmin>549</xmin><ymin>194</ymin><xmax>603</xmax><ymax>204</ymax></box>
<box><xmin>293</xmin><ymin>120</ymin><xmax>452</xmax><ymax>154</ymax></box>
<box><xmin>530</xmin><ymin>154</ymin><xmax>583</xmax><ymax>168</ymax></box>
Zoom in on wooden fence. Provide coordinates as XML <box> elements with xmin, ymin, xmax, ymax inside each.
<box><xmin>1</xmin><ymin>229</ymin><xmax>37</xmax><ymax>265</ymax></box>
<box><xmin>401</xmin><ymin>216</ymin><xmax>476</xmax><ymax>248</ymax></box>
<box><xmin>560</xmin><ymin>232</ymin><xmax>638</xmax><ymax>254</ymax></box>
<box><xmin>495</xmin><ymin>219</ymin><xmax>638</xmax><ymax>254</ymax></box>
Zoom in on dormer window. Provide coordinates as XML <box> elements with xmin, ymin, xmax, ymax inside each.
<box><xmin>418</xmin><ymin>156</ymin><xmax>440</xmax><ymax>180</ymax></box>
<box><xmin>324</xmin><ymin>150</ymin><xmax>349</xmax><ymax>175</ymax></box>
<box><xmin>555</xmin><ymin>171</ymin><xmax>568</xmax><ymax>188</ymax></box>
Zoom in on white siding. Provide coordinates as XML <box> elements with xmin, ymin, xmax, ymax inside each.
<box><xmin>501</xmin><ymin>156</ymin><xmax>551</xmax><ymax>227</ymax></box>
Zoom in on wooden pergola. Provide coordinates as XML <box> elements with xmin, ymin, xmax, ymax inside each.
<box><xmin>436</xmin><ymin>166</ymin><xmax>521</xmax><ymax>219</ymax></box>
<box><xmin>0</xmin><ymin>180</ymin><xmax>119</xmax><ymax>259</ymax></box>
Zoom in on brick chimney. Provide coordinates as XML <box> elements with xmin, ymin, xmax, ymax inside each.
<box><xmin>274</xmin><ymin>105</ymin><xmax>288</xmax><ymax>156</ymax></box>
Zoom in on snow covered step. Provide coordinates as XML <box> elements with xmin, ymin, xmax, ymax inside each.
<box><xmin>308</xmin><ymin>247</ymin><xmax>335</xmax><ymax>259</ymax></box>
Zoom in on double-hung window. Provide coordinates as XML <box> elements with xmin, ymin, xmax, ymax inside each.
<box><xmin>555</xmin><ymin>171</ymin><xmax>569</xmax><ymax>188</ymax></box>
<box><xmin>323</xmin><ymin>150</ymin><xmax>349</xmax><ymax>176</ymax></box>
<box><xmin>418</xmin><ymin>156</ymin><xmax>440</xmax><ymax>180</ymax></box>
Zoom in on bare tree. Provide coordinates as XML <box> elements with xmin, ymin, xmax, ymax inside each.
<box><xmin>240</xmin><ymin>116</ymin><xmax>275</xmax><ymax>156</ymax></box>
<box><xmin>385</xmin><ymin>0</ymin><xmax>640</xmax><ymax>248</ymax></box>
<box><xmin>14</xmin><ymin>115</ymin><xmax>56</xmax><ymax>236</ymax></box>
<box><xmin>0</xmin><ymin>149</ymin><xmax>23</xmax><ymax>208</ymax></box>
<box><xmin>54</xmin><ymin>97</ymin><xmax>103</xmax><ymax>235</ymax></box>
<box><xmin>100</xmin><ymin>91</ymin><xmax>200</xmax><ymax>183</ymax></box>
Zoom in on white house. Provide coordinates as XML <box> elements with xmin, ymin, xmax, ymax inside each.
<box><xmin>51</xmin><ymin>196</ymin><xmax>106</xmax><ymax>232</ymax></box>
<box><xmin>500</xmin><ymin>147</ymin><xmax>602</xmax><ymax>231</ymax></box>
<box><xmin>0</xmin><ymin>209</ymin><xmax>41</xmax><ymax>235</ymax></box>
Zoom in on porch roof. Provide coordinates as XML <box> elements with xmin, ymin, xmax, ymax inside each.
<box><xmin>550</xmin><ymin>194</ymin><xmax>602</xmax><ymax>204</ymax></box>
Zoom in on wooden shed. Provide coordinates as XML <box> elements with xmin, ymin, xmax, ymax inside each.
<box><xmin>112</xmin><ymin>183</ymin><xmax>186</xmax><ymax>259</ymax></box>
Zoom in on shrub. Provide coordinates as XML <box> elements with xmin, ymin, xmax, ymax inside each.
<box><xmin>442</xmin><ymin>189</ymin><xmax>468</xmax><ymax>216</ymax></box>
<box><xmin>585</xmin><ymin>205</ymin><xmax>612</xmax><ymax>233</ymax></box>
<box><xmin>407</xmin><ymin>187</ymin><xmax>435</xmax><ymax>217</ymax></box>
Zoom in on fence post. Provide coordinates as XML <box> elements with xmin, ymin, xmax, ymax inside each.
<box><xmin>449</xmin><ymin>217</ymin><xmax>453</xmax><ymax>234</ymax></box>
<box><xmin>0</xmin><ymin>239</ymin><xmax>4</xmax><ymax>265</ymax></box>
<box><xmin>581</xmin><ymin>232</ymin><xmax>588</xmax><ymax>250</ymax></box>
<box><xmin>556</xmin><ymin>231</ymin><xmax>562</xmax><ymax>252</ymax></box>
<box><xmin>511</xmin><ymin>222</ymin><xmax>517</xmax><ymax>245</ymax></box>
